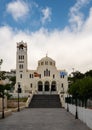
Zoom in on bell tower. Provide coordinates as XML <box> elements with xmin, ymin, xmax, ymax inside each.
<box><xmin>16</xmin><ymin>41</ymin><xmax>28</xmax><ymax>93</ymax></box>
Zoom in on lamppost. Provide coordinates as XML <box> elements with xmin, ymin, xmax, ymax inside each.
<box><xmin>67</xmin><ymin>94</ymin><xmax>69</xmax><ymax>112</ymax></box>
<box><xmin>0</xmin><ymin>59</ymin><xmax>4</xmax><ymax>118</ymax></box>
<box><xmin>17</xmin><ymin>83</ymin><xmax>21</xmax><ymax>112</ymax></box>
<box><xmin>2</xmin><ymin>89</ymin><xmax>4</xmax><ymax>118</ymax></box>
<box><xmin>0</xmin><ymin>83</ymin><xmax>7</xmax><ymax>119</ymax></box>
<box><xmin>72</xmin><ymin>68</ymin><xmax>78</xmax><ymax>119</ymax></box>
<box><xmin>0</xmin><ymin>59</ymin><xmax>3</xmax><ymax>80</ymax></box>
<box><xmin>75</xmin><ymin>94</ymin><xmax>78</xmax><ymax>119</ymax></box>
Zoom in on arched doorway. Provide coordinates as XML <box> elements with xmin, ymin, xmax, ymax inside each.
<box><xmin>51</xmin><ymin>81</ymin><xmax>56</xmax><ymax>91</ymax></box>
<box><xmin>38</xmin><ymin>81</ymin><xmax>43</xmax><ymax>91</ymax></box>
<box><xmin>44</xmin><ymin>81</ymin><xmax>49</xmax><ymax>91</ymax></box>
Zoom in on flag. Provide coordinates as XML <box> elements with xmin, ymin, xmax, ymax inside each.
<box><xmin>34</xmin><ymin>72</ymin><xmax>40</xmax><ymax>77</ymax></box>
<box><xmin>60</xmin><ymin>72</ymin><xmax>67</xmax><ymax>76</ymax></box>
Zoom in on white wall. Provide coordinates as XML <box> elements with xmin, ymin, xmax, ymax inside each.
<box><xmin>65</xmin><ymin>104</ymin><xmax>92</xmax><ymax>129</ymax></box>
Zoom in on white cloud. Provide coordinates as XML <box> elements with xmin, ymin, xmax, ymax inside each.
<box><xmin>41</xmin><ymin>7</ymin><xmax>52</xmax><ymax>24</ymax></box>
<box><xmin>6</xmin><ymin>0</ymin><xmax>29</xmax><ymax>21</ymax></box>
<box><xmin>83</xmin><ymin>7</ymin><xmax>92</xmax><ymax>33</ymax></box>
<box><xmin>0</xmin><ymin>9</ymin><xmax>92</xmax><ymax>73</ymax></box>
<box><xmin>0</xmin><ymin>0</ymin><xmax>92</xmax><ymax>74</ymax></box>
<box><xmin>69</xmin><ymin>0</ymin><xmax>90</xmax><ymax>31</ymax></box>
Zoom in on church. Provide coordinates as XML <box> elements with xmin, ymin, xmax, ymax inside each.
<box><xmin>15</xmin><ymin>41</ymin><xmax>68</xmax><ymax>107</ymax></box>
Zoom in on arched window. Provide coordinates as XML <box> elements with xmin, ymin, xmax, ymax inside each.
<box><xmin>44</xmin><ymin>81</ymin><xmax>49</xmax><ymax>91</ymax></box>
<box><xmin>38</xmin><ymin>81</ymin><xmax>43</xmax><ymax>91</ymax></box>
<box><xmin>44</xmin><ymin>69</ymin><xmax>50</xmax><ymax>76</ymax></box>
<box><xmin>30</xmin><ymin>83</ymin><xmax>32</xmax><ymax>88</ymax></box>
<box><xmin>41</xmin><ymin>62</ymin><xmax>44</xmax><ymax>65</ymax></box>
<box><xmin>45</xmin><ymin>61</ymin><xmax>48</xmax><ymax>65</ymax></box>
<box><xmin>51</xmin><ymin>81</ymin><xmax>56</xmax><ymax>91</ymax></box>
<box><xmin>19</xmin><ymin>55</ymin><xmax>20</xmax><ymax>60</ymax></box>
<box><xmin>20</xmin><ymin>74</ymin><xmax>22</xmax><ymax>78</ymax></box>
<box><xmin>19</xmin><ymin>44</ymin><xmax>24</xmax><ymax>50</ymax></box>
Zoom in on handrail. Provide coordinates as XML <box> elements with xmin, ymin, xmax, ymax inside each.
<box><xmin>26</xmin><ymin>93</ymin><xmax>33</xmax><ymax>107</ymax></box>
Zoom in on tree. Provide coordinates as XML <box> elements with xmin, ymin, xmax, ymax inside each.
<box><xmin>0</xmin><ymin>83</ymin><xmax>11</xmax><ymax>98</ymax></box>
<box><xmin>85</xmin><ymin>70</ymin><xmax>92</xmax><ymax>77</ymax></box>
<box><xmin>68</xmin><ymin>77</ymin><xmax>92</xmax><ymax>107</ymax></box>
<box><xmin>9</xmin><ymin>76</ymin><xmax>16</xmax><ymax>92</ymax></box>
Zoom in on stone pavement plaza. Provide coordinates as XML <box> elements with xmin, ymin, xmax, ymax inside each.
<box><xmin>0</xmin><ymin>108</ymin><xmax>91</xmax><ymax>130</ymax></box>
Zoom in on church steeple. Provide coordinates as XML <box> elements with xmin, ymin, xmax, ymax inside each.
<box><xmin>46</xmin><ymin>51</ymin><xmax>48</xmax><ymax>57</ymax></box>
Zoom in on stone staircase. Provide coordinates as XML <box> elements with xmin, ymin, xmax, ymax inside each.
<box><xmin>29</xmin><ymin>94</ymin><xmax>62</xmax><ymax>108</ymax></box>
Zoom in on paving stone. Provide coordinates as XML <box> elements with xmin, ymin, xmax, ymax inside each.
<box><xmin>0</xmin><ymin>108</ymin><xmax>91</xmax><ymax>130</ymax></box>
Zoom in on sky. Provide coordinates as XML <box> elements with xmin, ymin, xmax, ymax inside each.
<box><xmin>0</xmin><ymin>0</ymin><xmax>92</xmax><ymax>74</ymax></box>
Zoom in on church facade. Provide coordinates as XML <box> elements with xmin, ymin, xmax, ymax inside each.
<box><xmin>15</xmin><ymin>41</ymin><xmax>68</xmax><ymax>106</ymax></box>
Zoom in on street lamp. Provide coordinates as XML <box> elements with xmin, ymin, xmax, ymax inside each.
<box><xmin>75</xmin><ymin>95</ymin><xmax>78</xmax><ymax>119</ymax></box>
<box><xmin>0</xmin><ymin>83</ymin><xmax>5</xmax><ymax>119</ymax></box>
<box><xmin>17</xmin><ymin>83</ymin><xmax>21</xmax><ymax>112</ymax></box>
<box><xmin>67</xmin><ymin>94</ymin><xmax>69</xmax><ymax>112</ymax></box>
<box><xmin>72</xmin><ymin>68</ymin><xmax>78</xmax><ymax>119</ymax></box>
<box><xmin>0</xmin><ymin>59</ymin><xmax>3</xmax><ymax>80</ymax></box>
<box><xmin>0</xmin><ymin>59</ymin><xmax>4</xmax><ymax>118</ymax></box>
<box><xmin>2</xmin><ymin>89</ymin><xmax>5</xmax><ymax>119</ymax></box>
<box><xmin>0</xmin><ymin>81</ymin><xmax>5</xmax><ymax>119</ymax></box>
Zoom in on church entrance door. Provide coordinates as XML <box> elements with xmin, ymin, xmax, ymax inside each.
<box><xmin>44</xmin><ymin>81</ymin><xmax>50</xmax><ymax>94</ymax></box>
<box><xmin>38</xmin><ymin>81</ymin><xmax>43</xmax><ymax>94</ymax></box>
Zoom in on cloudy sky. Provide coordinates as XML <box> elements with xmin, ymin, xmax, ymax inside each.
<box><xmin>0</xmin><ymin>0</ymin><xmax>92</xmax><ymax>74</ymax></box>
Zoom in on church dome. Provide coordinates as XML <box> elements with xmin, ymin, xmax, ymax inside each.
<box><xmin>38</xmin><ymin>55</ymin><xmax>56</xmax><ymax>66</ymax></box>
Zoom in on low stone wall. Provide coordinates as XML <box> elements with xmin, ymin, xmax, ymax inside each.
<box><xmin>0</xmin><ymin>97</ymin><xmax>7</xmax><ymax>109</ymax></box>
<box><xmin>7</xmin><ymin>100</ymin><xmax>25</xmax><ymax>108</ymax></box>
<box><xmin>10</xmin><ymin>93</ymin><xmax>29</xmax><ymax>98</ymax></box>
<box><xmin>0</xmin><ymin>109</ymin><xmax>12</xmax><ymax>119</ymax></box>
<box><xmin>0</xmin><ymin>99</ymin><xmax>26</xmax><ymax>119</ymax></box>
<box><xmin>11</xmin><ymin>106</ymin><xmax>26</xmax><ymax>112</ymax></box>
<box><xmin>0</xmin><ymin>106</ymin><xmax>26</xmax><ymax>119</ymax></box>
<box><xmin>65</xmin><ymin>104</ymin><xmax>92</xmax><ymax>129</ymax></box>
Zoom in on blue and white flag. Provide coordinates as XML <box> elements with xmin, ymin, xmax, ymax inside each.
<box><xmin>60</xmin><ymin>71</ymin><xmax>67</xmax><ymax>76</ymax></box>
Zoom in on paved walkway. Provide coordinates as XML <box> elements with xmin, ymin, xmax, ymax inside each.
<box><xmin>0</xmin><ymin>108</ymin><xmax>91</xmax><ymax>130</ymax></box>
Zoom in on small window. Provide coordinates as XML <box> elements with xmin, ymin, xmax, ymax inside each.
<box><xmin>23</xmin><ymin>55</ymin><xmax>24</xmax><ymax>59</ymax></box>
<box><xmin>60</xmin><ymin>75</ymin><xmax>64</xmax><ymax>78</ymax></box>
<box><xmin>29</xmin><ymin>74</ymin><xmax>34</xmax><ymax>78</ymax></box>
<box><xmin>50</xmin><ymin>62</ymin><xmax>52</xmax><ymax>65</ymax></box>
<box><xmin>53</xmin><ymin>74</ymin><xmax>55</xmax><ymax>79</ymax></box>
<box><xmin>19</xmin><ymin>64</ymin><xmax>23</xmax><ymax>69</ymax></box>
<box><xmin>19</xmin><ymin>64</ymin><xmax>21</xmax><ymax>69</ymax></box>
<box><xmin>30</xmin><ymin>83</ymin><xmax>32</xmax><ymax>88</ymax></box>
<box><xmin>19</xmin><ymin>56</ymin><xmax>20</xmax><ymax>60</ymax></box>
<box><xmin>41</xmin><ymin>62</ymin><xmax>44</xmax><ymax>65</ymax></box>
<box><xmin>44</xmin><ymin>69</ymin><xmax>50</xmax><ymax>76</ymax></box>
<box><xmin>45</xmin><ymin>61</ymin><xmax>48</xmax><ymax>65</ymax></box>
<box><xmin>22</xmin><ymin>64</ymin><xmax>23</xmax><ymax>69</ymax></box>
<box><xmin>61</xmin><ymin>83</ymin><xmax>63</xmax><ymax>88</ymax></box>
<box><xmin>49</xmin><ymin>71</ymin><xmax>50</xmax><ymax>76</ymax></box>
<box><xmin>39</xmin><ymin>74</ymin><xmax>41</xmax><ymax>78</ymax></box>
<box><xmin>21</xmin><ymin>56</ymin><xmax>22</xmax><ymax>60</ymax></box>
<box><xmin>29</xmin><ymin>74</ymin><xmax>31</xmax><ymax>78</ymax></box>
<box><xmin>20</xmin><ymin>74</ymin><xmax>22</xmax><ymax>78</ymax></box>
<box><xmin>44</xmin><ymin>71</ymin><xmax>45</xmax><ymax>76</ymax></box>
<box><xmin>32</xmin><ymin>74</ymin><xmax>34</xmax><ymax>78</ymax></box>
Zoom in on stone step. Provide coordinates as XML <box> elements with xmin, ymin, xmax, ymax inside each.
<box><xmin>29</xmin><ymin>94</ymin><xmax>62</xmax><ymax>108</ymax></box>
